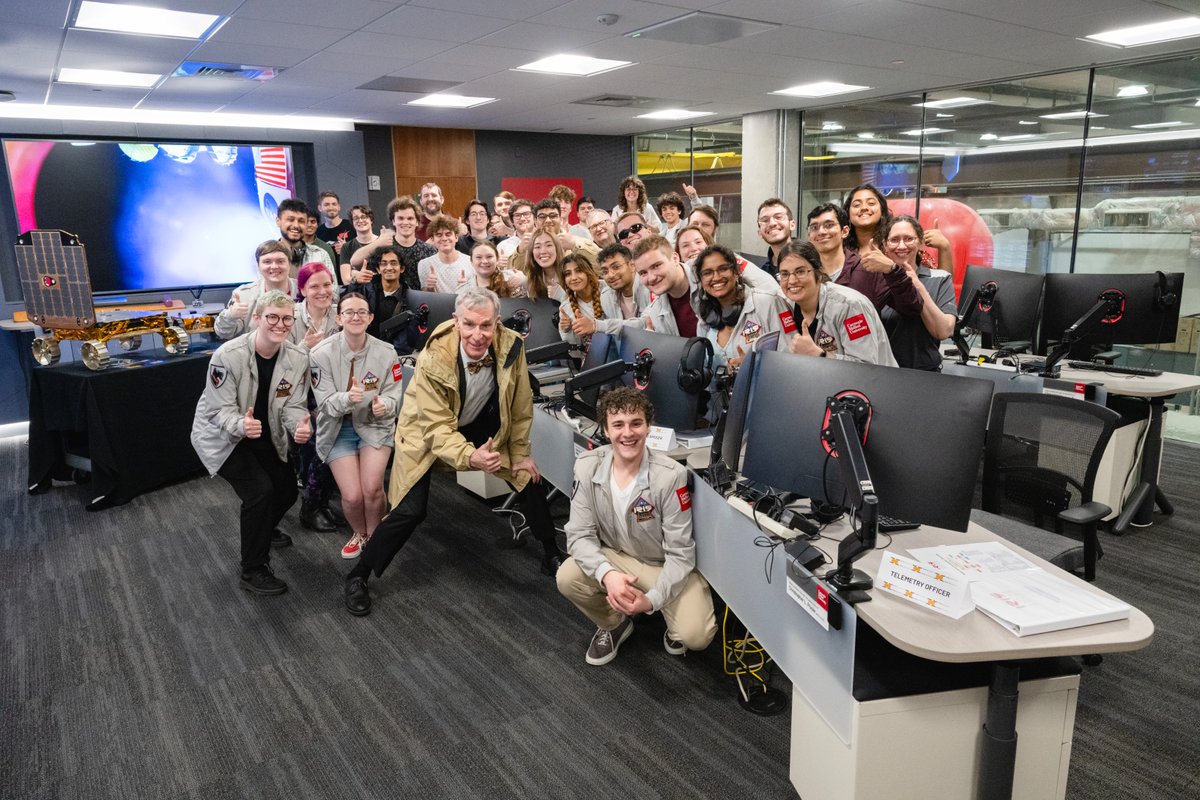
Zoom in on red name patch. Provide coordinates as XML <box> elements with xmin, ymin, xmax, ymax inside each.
<box><xmin>391</xmin><ymin>363</ymin><xmax>403</xmax><ymax>382</ymax></box>
<box><xmin>816</xmin><ymin>585</ymin><xmax>829</xmax><ymax>611</ymax></box>
<box><xmin>779</xmin><ymin>310</ymin><xmax>797</xmax><ymax>334</ymax></box>
<box><xmin>676</xmin><ymin>487</ymin><xmax>691</xmax><ymax>511</ymax></box>
<box><xmin>843</xmin><ymin>313</ymin><xmax>871</xmax><ymax>340</ymax></box>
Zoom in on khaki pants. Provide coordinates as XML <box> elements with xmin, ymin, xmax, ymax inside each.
<box><xmin>556</xmin><ymin>548</ymin><xmax>717</xmax><ymax>651</ymax></box>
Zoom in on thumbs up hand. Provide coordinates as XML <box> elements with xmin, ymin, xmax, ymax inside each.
<box><xmin>469</xmin><ymin>436</ymin><xmax>502</xmax><ymax>473</ymax></box>
<box><xmin>643</xmin><ymin>315</ymin><xmax>655</xmax><ymax>332</ymax></box>
<box><xmin>424</xmin><ymin>269</ymin><xmax>438</xmax><ymax>292</ymax></box>
<box><xmin>789</xmin><ymin>326</ymin><xmax>822</xmax><ymax>358</ymax></box>
<box><xmin>371</xmin><ymin>394</ymin><xmax>386</xmax><ymax>417</ymax></box>
<box><xmin>348</xmin><ymin>379</ymin><xmax>364</xmax><ymax>404</ymax></box>
<box><xmin>230</xmin><ymin>290</ymin><xmax>249</xmax><ymax>319</ymax></box>
<box><xmin>923</xmin><ymin>217</ymin><xmax>950</xmax><ymax>250</ymax></box>
<box><xmin>243</xmin><ymin>407</ymin><xmax>262</xmax><ymax>438</ymax></box>
<box><xmin>294</xmin><ymin>413</ymin><xmax>312</xmax><ymax>444</ymax></box>
<box><xmin>859</xmin><ymin>240</ymin><xmax>895</xmax><ymax>274</ymax></box>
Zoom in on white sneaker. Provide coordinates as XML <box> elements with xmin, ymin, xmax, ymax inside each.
<box><xmin>341</xmin><ymin>532</ymin><xmax>366</xmax><ymax>559</ymax></box>
<box><xmin>663</xmin><ymin>631</ymin><xmax>686</xmax><ymax>656</ymax></box>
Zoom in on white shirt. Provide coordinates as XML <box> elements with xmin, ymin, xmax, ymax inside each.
<box><xmin>458</xmin><ymin>344</ymin><xmax>496</xmax><ymax>427</ymax></box>
<box><xmin>610</xmin><ymin>465</ymin><xmax>639</xmax><ymax>529</ymax></box>
<box><xmin>418</xmin><ymin>252</ymin><xmax>473</xmax><ymax>293</ymax></box>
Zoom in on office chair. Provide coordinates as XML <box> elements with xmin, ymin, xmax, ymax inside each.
<box><xmin>973</xmin><ymin>392</ymin><xmax>1121</xmax><ymax>583</ymax></box>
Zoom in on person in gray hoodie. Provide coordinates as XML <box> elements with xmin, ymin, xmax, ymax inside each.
<box><xmin>191</xmin><ymin>290</ymin><xmax>312</xmax><ymax>596</ymax></box>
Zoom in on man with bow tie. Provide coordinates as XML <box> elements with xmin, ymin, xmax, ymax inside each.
<box><xmin>344</xmin><ymin>286</ymin><xmax>564</xmax><ymax>615</ymax></box>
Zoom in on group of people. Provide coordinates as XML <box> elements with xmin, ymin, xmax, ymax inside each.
<box><xmin>192</xmin><ymin>177</ymin><xmax>957</xmax><ymax>665</ymax></box>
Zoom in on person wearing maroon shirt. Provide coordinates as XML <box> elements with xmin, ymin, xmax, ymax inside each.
<box><xmin>632</xmin><ymin>235</ymin><xmax>698</xmax><ymax>337</ymax></box>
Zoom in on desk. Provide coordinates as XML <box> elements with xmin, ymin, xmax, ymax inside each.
<box><xmin>945</xmin><ymin>353</ymin><xmax>1200</xmax><ymax>533</ymax></box>
<box><xmin>28</xmin><ymin>350</ymin><xmax>212</xmax><ymax>509</ymax></box>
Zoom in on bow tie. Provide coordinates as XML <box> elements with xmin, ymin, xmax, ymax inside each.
<box><xmin>466</xmin><ymin>354</ymin><xmax>494</xmax><ymax>374</ymax></box>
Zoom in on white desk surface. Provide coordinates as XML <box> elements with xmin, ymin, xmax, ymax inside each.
<box><xmin>948</xmin><ymin>349</ymin><xmax>1200</xmax><ymax>398</ymax></box>
<box><xmin>731</xmin><ymin>499</ymin><xmax>1154</xmax><ymax>664</ymax></box>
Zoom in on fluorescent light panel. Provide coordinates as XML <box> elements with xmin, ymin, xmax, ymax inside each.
<box><xmin>1039</xmin><ymin>110</ymin><xmax>1106</xmax><ymax>120</ymax></box>
<box><xmin>74</xmin><ymin>1</ymin><xmax>223</xmax><ymax>39</ymax></box>
<box><xmin>918</xmin><ymin>96</ymin><xmax>992</xmax><ymax>109</ymax></box>
<box><xmin>58</xmin><ymin>67</ymin><xmax>159</xmax><ymax>88</ymax></box>
<box><xmin>772</xmin><ymin>81</ymin><xmax>869</xmax><ymax>98</ymax></box>
<box><xmin>1130</xmin><ymin>121</ymin><xmax>1184</xmax><ymax>128</ymax></box>
<box><xmin>901</xmin><ymin>127</ymin><xmax>953</xmax><ymax>135</ymax></box>
<box><xmin>407</xmin><ymin>94</ymin><xmax>495</xmax><ymax>108</ymax></box>
<box><xmin>1116</xmin><ymin>84</ymin><xmax>1149</xmax><ymax>97</ymax></box>
<box><xmin>513</xmin><ymin>54</ymin><xmax>632</xmax><ymax>77</ymax></box>
<box><xmin>636</xmin><ymin>109</ymin><xmax>714</xmax><ymax>120</ymax></box>
<box><xmin>0</xmin><ymin>103</ymin><xmax>353</xmax><ymax>132</ymax></box>
<box><xmin>1084</xmin><ymin>16</ymin><xmax>1200</xmax><ymax>47</ymax></box>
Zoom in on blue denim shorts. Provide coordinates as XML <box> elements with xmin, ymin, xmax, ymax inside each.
<box><xmin>327</xmin><ymin>418</ymin><xmax>365</xmax><ymax>462</ymax></box>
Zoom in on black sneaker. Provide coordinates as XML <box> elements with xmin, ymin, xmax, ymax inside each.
<box><xmin>540</xmin><ymin>550</ymin><xmax>567</xmax><ymax>577</ymax></box>
<box><xmin>345</xmin><ymin>576</ymin><xmax>372</xmax><ymax>617</ymax></box>
<box><xmin>585</xmin><ymin>617</ymin><xmax>633</xmax><ymax>666</ymax></box>
<box><xmin>240</xmin><ymin>567</ymin><xmax>287</xmax><ymax>596</ymax></box>
<box><xmin>270</xmin><ymin>529</ymin><xmax>293</xmax><ymax>548</ymax></box>
<box><xmin>299</xmin><ymin>502</ymin><xmax>336</xmax><ymax>532</ymax></box>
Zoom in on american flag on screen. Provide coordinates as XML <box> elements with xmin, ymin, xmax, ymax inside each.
<box><xmin>255</xmin><ymin>146</ymin><xmax>289</xmax><ymax>188</ymax></box>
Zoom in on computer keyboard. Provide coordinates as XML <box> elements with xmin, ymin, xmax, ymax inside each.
<box><xmin>1066</xmin><ymin>361</ymin><xmax>1163</xmax><ymax>377</ymax></box>
<box><xmin>877</xmin><ymin>515</ymin><xmax>919</xmax><ymax>533</ymax></box>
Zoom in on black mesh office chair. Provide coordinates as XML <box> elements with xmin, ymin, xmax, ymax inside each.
<box><xmin>973</xmin><ymin>392</ymin><xmax>1121</xmax><ymax>582</ymax></box>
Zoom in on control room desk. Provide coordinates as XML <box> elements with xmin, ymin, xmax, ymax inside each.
<box><xmin>28</xmin><ymin>350</ymin><xmax>211</xmax><ymax>510</ymax></box>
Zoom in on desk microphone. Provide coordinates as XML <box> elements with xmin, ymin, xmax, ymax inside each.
<box><xmin>632</xmin><ymin>348</ymin><xmax>655</xmax><ymax>389</ymax></box>
<box><xmin>414</xmin><ymin>304</ymin><xmax>431</xmax><ymax>334</ymax></box>
<box><xmin>503</xmin><ymin>309</ymin><xmax>532</xmax><ymax>338</ymax></box>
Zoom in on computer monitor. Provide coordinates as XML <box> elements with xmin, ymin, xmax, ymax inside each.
<box><xmin>714</xmin><ymin>347</ymin><xmax>756</xmax><ymax>472</ymax></box>
<box><xmin>563</xmin><ymin>331</ymin><xmax>622</xmax><ymax>420</ymax></box>
<box><xmin>739</xmin><ymin>351</ymin><xmax>993</xmax><ymax>532</ymax></box>
<box><xmin>616</xmin><ymin>327</ymin><xmax>708</xmax><ymax>432</ymax></box>
<box><xmin>955</xmin><ymin>265</ymin><xmax>1044</xmax><ymax>354</ymax></box>
<box><xmin>499</xmin><ymin>297</ymin><xmax>562</xmax><ymax>350</ymax></box>
<box><xmin>1039</xmin><ymin>271</ymin><xmax>1183</xmax><ymax>359</ymax></box>
<box><xmin>405</xmin><ymin>290</ymin><xmax>458</xmax><ymax>350</ymax></box>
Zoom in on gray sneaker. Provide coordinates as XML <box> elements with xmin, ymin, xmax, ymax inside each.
<box><xmin>585</xmin><ymin>617</ymin><xmax>634</xmax><ymax>666</ymax></box>
<box><xmin>663</xmin><ymin>631</ymin><xmax>686</xmax><ymax>656</ymax></box>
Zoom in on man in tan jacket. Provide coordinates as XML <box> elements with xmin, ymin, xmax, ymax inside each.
<box><xmin>344</xmin><ymin>287</ymin><xmax>563</xmax><ymax>616</ymax></box>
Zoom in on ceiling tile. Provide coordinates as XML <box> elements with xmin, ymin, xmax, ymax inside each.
<box><xmin>407</xmin><ymin>0</ymin><xmax>570</xmax><ymax>21</ymax></box>
<box><xmin>473</xmin><ymin>23</ymin><xmax>612</xmax><ymax>52</ymax></box>
<box><xmin>63</xmin><ymin>28</ymin><xmax>198</xmax><ymax>62</ymax></box>
<box><xmin>189</xmin><ymin>41</ymin><xmax>315</xmax><ymax>69</ymax></box>
<box><xmin>530</xmin><ymin>0</ymin><xmax>695</xmax><ymax>33</ymax></box>
<box><xmin>368</xmin><ymin>6</ymin><xmax>514</xmax><ymax>42</ymax></box>
<box><xmin>233</xmin><ymin>0</ymin><xmax>397</xmax><ymax>30</ymax></box>
<box><xmin>326</xmin><ymin>31</ymin><xmax>458</xmax><ymax>61</ymax></box>
<box><xmin>206</xmin><ymin>18</ymin><xmax>349</xmax><ymax>50</ymax></box>
<box><xmin>0</xmin><ymin>0</ymin><xmax>71</xmax><ymax>26</ymax></box>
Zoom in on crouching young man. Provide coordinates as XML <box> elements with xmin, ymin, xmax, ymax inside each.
<box><xmin>556</xmin><ymin>388</ymin><xmax>717</xmax><ymax>665</ymax></box>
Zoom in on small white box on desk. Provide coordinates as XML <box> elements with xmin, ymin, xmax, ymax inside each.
<box><xmin>457</xmin><ymin>470</ymin><xmax>510</xmax><ymax>499</ymax></box>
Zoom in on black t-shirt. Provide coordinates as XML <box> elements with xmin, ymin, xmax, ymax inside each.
<box><xmin>395</xmin><ymin>240</ymin><xmax>437</xmax><ymax>290</ymax></box>
<box><xmin>317</xmin><ymin>219</ymin><xmax>354</xmax><ymax>249</ymax></box>
<box><xmin>252</xmin><ymin>350</ymin><xmax>277</xmax><ymax>445</ymax></box>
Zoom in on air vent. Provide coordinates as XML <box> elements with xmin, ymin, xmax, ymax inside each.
<box><xmin>574</xmin><ymin>95</ymin><xmax>692</xmax><ymax>109</ymax></box>
<box><xmin>174</xmin><ymin>62</ymin><xmax>279</xmax><ymax>81</ymax></box>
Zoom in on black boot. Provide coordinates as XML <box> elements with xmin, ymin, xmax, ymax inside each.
<box><xmin>300</xmin><ymin>501</ymin><xmax>336</xmax><ymax>532</ymax></box>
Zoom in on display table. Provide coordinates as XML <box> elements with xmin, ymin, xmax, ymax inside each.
<box><xmin>27</xmin><ymin>350</ymin><xmax>213</xmax><ymax>509</ymax></box>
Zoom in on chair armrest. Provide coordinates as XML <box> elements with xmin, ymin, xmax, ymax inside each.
<box><xmin>1059</xmin><ymin>501</ymin><xmax>1110</xmax><ymax>527</ymax></box>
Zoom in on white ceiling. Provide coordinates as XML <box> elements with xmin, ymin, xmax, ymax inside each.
<box><xmin>2</xmin><ymin>0</ymin><xmax>1200</xmax><ymax>135</ymax></box>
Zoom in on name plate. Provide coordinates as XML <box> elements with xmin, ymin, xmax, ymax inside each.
<box><xmin>646</xmin><ymin>425</ymin><xmax>677</xmax><ymax>451</ymax></box>
<box><xmin>875</xmin><ymin>551</ymin><xmax>972</xmax><ymax>619</ymax></box>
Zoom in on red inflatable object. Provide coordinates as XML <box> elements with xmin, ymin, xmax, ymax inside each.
<box><xmin>889</xmin><ymin>198</ymin><xmax>994</xmax><ymax>297</ymax></box>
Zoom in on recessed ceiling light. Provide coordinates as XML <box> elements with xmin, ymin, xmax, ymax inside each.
<box><xmin>636</xmin><ymin>109</ymin><xmax>715</xmax><ymax>120</ymax></box>
<box><xmin>821</xmin><ymin>121</ymin><xmax>844</xmax><ymax>131</ymax></box>
<box><xmin>998</xmin><ymin>133</ymin><xmax>1039</xmax><ymax>141</ymax></box>
<box><xmin>901</xmin><ymin>127</ymin><xmax>953</xmax><ymax>136</ymax></box>
<box><xmin>1018</xmin><ymin>120</ymin><xmax>1038</xmax><ymax>125</ymax></box>
<box><xmin>58</xmin><ymin>67</ymin><xmax>160</xmax><ymax>88</ymax></box>
<box><xmin>856</xmin><ymin>132</ymin><xmax>875</xmax><ymax>139</ymax></box>
<box><xmin>979</xmin><ymin>133</ymin><xmax>998</xmax><ymax>140</ymax></box>
<box><xmin>1039</xmin><ymin>110</ymin><xmax>1107</xmax><ymax>120</ymax></box>
<box><xmin>407</xmin><ymin>94</ymin><xmax>496</xmax><ymax>109</ymax></box>
<box><xmin>918</xmin><ymin>96</ymin><xmax>992</xmax><ymax>109</ymax></box>
<box><xmin>74</xmin><ymin>1</ymin><xmax>224</xmax><ymax>39</ymax></box>
<box><xmin>1131</xmin><ymin>120</ymin><xmax>1185</xmax><ymax>129</ymax></box>
<box><xmin>772</xmin><ymin>81</ymin><xmax>869</xmax><ymax>98</ymax></box>
<box><xmin>513</xmin><ymin>54</ymin><xmax>632</xmax><ymax>77</ymax></box>
<box><xmin>1116</xmin><ymin>84</ymin><xmax>1149</xmax><ymax>98</ymax></box>
<box><xmin>1083</xmin><ymin>16</ymin><xmax>1200</xmax><ymax>47</ymax></box>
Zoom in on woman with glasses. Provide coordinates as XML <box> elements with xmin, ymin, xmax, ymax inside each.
<box><xmin>557</xmin><ymin>252</ymin><xmax>606</xmax><ymax>349</ymax></box>
<box><xmin>310</xmin><ymin>292</ymin><xmax>404</xmax><ymax>559</ymax></box>
<box><xmin>338</xmin><ymin>205</ymin><xmax>378</xmax><ymax>286</ymax></box>
<box><xmin>694</xmin><ymin>244</ymin><xmax>790</xmax><ymax>375</ymax></box>
<box><xmin>191</xmin><ymin>290</ymin><xmax>313</xmax><ymax>596</ymax></box>
<box><xmin>612</xmin><ymin>175</ymin><xmax>661</xmax><ymax>230</ymax></box>
<box><xmin>777</xmin><ymin>240</ymin><xmax>896</xmax><ymax>366</ymax></box>
<box><xmin>521</xmin><ymin>229</ymin><xmax>567</xmax><ymax>301</ymax></box>
<box><xmin>876</xmin><ymin>215</ymin><xmax>957</xmax><ymax>370</ymax></box>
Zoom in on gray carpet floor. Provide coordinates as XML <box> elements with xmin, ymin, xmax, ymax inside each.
<box><xmin>1</xmin><ymin>435</ymin><xmax>1198</xmax><ymax>799</ymax></box>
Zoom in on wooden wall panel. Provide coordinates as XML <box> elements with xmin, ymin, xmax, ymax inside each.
<box><xmin>392</xmin><ymin>127</ymin><xmax>477</xmax><ymax>220</ymax></box>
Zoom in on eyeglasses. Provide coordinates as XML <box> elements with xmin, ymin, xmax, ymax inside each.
<box><xmin>886</xmin><ymin>236</ymin><xmax>919</xmax><ymax>247</ymax></box>
<box><xmin>757</xmin><ymin>212</ymin><xmax>790</xmax><ymax>226</ymax></box>
<box><xmin>263</xmin><ymin>313</ymin><xmax>295</xmax><ymax>327</ymax></box>
<box><xmin>468</xmin><ymin>210</ymin><xmax>489</xmax><ymax>219</ymax></box>
<box><xmin>778</xmin><ymin>268</ymin><xmax>814</xmax><ymax>283</ymax></box>
<box><xmin>616</xmin><ymin>223</ymin><xmax>645</xmax><ymax>241</ymax></box>
<box><xmin>699</xmin><ymin>263</ymin><xmax>735</xmax><ymax>280</ymax></box>
<box><xmin>512</xmin><ymin>211</ymin><xmax>533</xmax><ymax>220</ymax></box>
<box><xmin>339</xmin><ymin>309</ymin><xmax>370</xmax><ymax>319</ymax></box>
<box><xmin>806</xmin><ymin>220</ymin><xmax>841</xmax><ymax>233</ymax></box>
<box><xmin>351</xmin><ymin>215</ymin><xmax>370</xmax><ymax>222</ymax></box>
<box><xmin>536</xmin><ymin>211</ymin><xmax>560</xmax><ymax>221</ymax></box>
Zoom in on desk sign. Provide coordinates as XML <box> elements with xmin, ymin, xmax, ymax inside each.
<box><xmin>646</xmin><ymin>425</ymin><xmax>677</xmax><ymax>451</ymax></box>
<box><xmin>875</xmin><ymin>551</ymin><xmax>972</xmax><ymax>619</ymax></box>
<box><xmin>785</xmin><ymin>557</ymin><xmax>843</xmax><ymax>631</ymax></box>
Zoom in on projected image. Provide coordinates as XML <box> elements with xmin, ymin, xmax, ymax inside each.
<box><xmin>4</xmin><ymin>139</ymin><xmax>294</xmax><ymax>294</ymax></box>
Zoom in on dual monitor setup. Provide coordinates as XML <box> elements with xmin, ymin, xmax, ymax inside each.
<box><xmin>952</xmin><ymin>266</ymin><xmax>1184</xmax><ymax>376</ymax></box>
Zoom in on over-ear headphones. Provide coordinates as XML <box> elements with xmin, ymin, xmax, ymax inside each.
<box><xmin>677</xmin><ymin>337</ymin><xmax>714</xmax><ymax>394</ymax></box>
<box><xmin>1155</xmin><ymin>271</ymin><xmax>1178</xmax><ymax>311</ymax></box>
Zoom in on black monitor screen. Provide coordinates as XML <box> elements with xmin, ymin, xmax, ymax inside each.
<box><xmin>406</xmin><ymin>290</ymin><xmax>458</xmax><ymax>349</ymax></box>
<box><xmin>740</xmin><ymin>351</ymin><xmax>993</xmax><ymax>532</ymax></box>
<box><xmin>499</xmin><ymin>296</ymin><xmax>562</xmax><ymax>350</ymax></box>
<box><xmin>958</xmin><ymin>265</ymin><xmax>1044</xmax><ymax>347</ymax></box>
<box><xmin>1040</xmin><ymin>271</ymin><xmax>1183</xmax><ymax>353</ymax></box>
<box><xmin>616</xmin><ymin>327</ymin><xmax>705</xmax><ymax>432</ymax></box>
<box><xmin>573</xmin><ymin>331</ymin><xmax>620</xmax><ymax>418</ymax></box>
